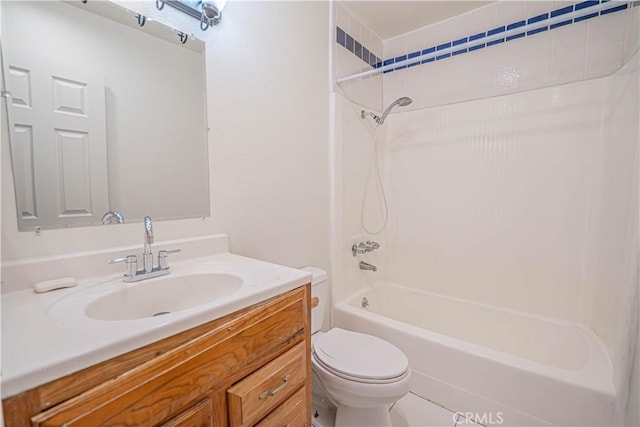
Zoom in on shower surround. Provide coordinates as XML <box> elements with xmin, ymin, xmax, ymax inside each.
<box><xmin>332</xmin><ymin>1</ymin><xmax>639</xmax><ymax>425</ymax></box>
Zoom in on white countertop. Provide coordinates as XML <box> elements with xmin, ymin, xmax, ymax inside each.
<box><xmin>1</xmin><ymin>249</ymin><xmax>311</xmax><ymax>398</ymax></box>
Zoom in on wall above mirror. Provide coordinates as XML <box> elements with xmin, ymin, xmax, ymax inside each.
<box><xmin>2</xmin><ymin>0</ymin><xmax>210</xmax><ymax>232</ymax></box>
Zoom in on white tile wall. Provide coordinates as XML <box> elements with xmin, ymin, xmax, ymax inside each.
<box><xmin>332</xmin><ymin>91</ymin><xmax>391</xmax><ymax>303</ymax></box>
<box><xmin>334</xmin><ymin>3</ymin><xmax>639</xmax><ymax>426</ymax></box>
<box><xmin>382</xmin><ymin>69</ymin><xmax>637</xmax><ymax>329</ymax></box>
<box><xmin>550</xmin><ymin>19</ymin><xmax>587</xmax><ymax>81</ymax></box>
<box><xmin>623</xmin><ymin>3</ymin><xmax>640</xmax><ymax>61</ymax></box>
<box><xmin>588</xmin><ymin>52</ymin><xmax>639</xmax><ymax>424</ymax></box>
<box><xmin>376</xmin><ymin>13</ymin><xmax>638</xmax><ymax>425</ymax></box>
<box><xmin>380</xmin><ymin>1</ymin><xmax>632</xmax><ymax>111</ymax></box>
<box><xmin>495</xmin><ymin>0</ymin><xmax>525</xmax><ymax>27</ymax></box>
<box><xmin>334</xmin><ymin>2</ymin><xmax>383</xmax><ymax>111</ymax></box>
<box><xmin>525</xmin><ymin>1</ymin><xmax>556</xmax><ymax>19</ymax></box>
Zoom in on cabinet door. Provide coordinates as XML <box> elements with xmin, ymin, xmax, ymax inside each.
<box><xmin>255</xmin><ymin>386</ymin><xmax>308</xmax><ymax>427</ymax></box>
<box><xmin>227</xmin><ymin>342</ymin><xmax>307</xmax><ymax>427</ymax></box>
<box><xmin>161</xmin><ymin>398</ymin><xmax>213</xmax><ymax>427</ymax></box>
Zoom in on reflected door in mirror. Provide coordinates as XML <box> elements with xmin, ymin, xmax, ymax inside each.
<box><xmin>5</xmin><ymin>50</ymin><xmax>109</xmax><ymax>230</ymax></box>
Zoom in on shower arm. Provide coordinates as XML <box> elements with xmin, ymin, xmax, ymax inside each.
<box><xmin>361</xmin><ymin>110</ymin><xmax>380</xmax><ymax>122</ymax></box>
<box><xmin>361</xmin><ymin>97</ymin><xmax>412</xmax><ymax>125</ymax></box>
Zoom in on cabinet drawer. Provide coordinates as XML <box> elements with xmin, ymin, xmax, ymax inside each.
<box><xmin>255</xmin><ymin>385</ymin><xmax>308</xmax><ymax>427</ymax></box>
<box><xmin>227</xmin><ymin>342</ymin><xmax>306</xmax><ymax>427</ymax></box>
<box><xmin>161</xmin><ymin>398</ymin><xmax>213</xmax><ymax>427</ymax></box>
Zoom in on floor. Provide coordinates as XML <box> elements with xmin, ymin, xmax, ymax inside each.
<box><xmin>312</xmin><ymin>392</ymin><xmax>483</xmax><ymax>427</ymax></box>
<box><xmin>390</xmin><ymin>393</ymin><xmax>483</xmax><ymax>427</ymax></box>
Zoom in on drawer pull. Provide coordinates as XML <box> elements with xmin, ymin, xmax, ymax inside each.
<box><xmin>258</xmin><ymin>375</ymin><xmax>290</xmax><ymax>400</ymax></box>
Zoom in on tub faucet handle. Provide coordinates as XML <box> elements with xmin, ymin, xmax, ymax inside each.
<box><xmin>352</xmin><ymin>242</ymin><xmax>368</xmax><ymax>256</ymax></box>
<box><xmin>352</xmin><ymin>241</ymin><xmax>380</xmax><ymax>256</ymax></box>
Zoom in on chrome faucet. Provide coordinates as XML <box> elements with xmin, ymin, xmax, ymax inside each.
<box><xmin>108</xmin><ymin>216</ymin><xmax>181</xmax><ymax>282</ymax></box>
<box><xmin>101</xmin><ymin>211</ymin><xmax>124</xmax><ymax>225</ymax></box>
<box><xmin>143</xmin><ymin>216</ymin><xmax>154</xmax><ymax>273</ymax></box>
<box><xmin>359</xmin><ymin>261</ymin><xmax>377</xmax><ymax>272</ymax></box>
<box><xmin>352</xmin><ymin>241</ymin><xmax>380</xmax><ymax>256</ymax></box>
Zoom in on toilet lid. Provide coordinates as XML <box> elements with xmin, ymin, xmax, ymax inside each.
<box><xmin>312</xmin><ymin>328</ymin><xmax>408</xmax><ymax>381</ymax></box>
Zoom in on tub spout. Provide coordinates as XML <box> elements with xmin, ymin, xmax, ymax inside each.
<box><xmin>359</xmin><ymin>261</ymin><xmax>377</xmax><ymax>272</ymax></box>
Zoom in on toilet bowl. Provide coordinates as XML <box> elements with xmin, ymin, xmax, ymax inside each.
<box><xmin>301</xmin><ymin>267</ymin><xmax>412</xmax><ymax>427</ymax></box>
<box><xmin>312</xmin><ymin>328</ymin><xmax>412</xmax><ymax>426</ymax></box>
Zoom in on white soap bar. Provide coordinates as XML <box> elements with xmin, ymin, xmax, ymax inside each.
<box><xmin>34</xmin><ymin>277</ymin><xmax>78</xmax><ymax>293</ymax></box>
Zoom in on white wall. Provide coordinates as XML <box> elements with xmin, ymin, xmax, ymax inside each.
<box><xmin>1</xmin><ymin>1</ymin><xmax>330</xmax><ymax>274</ymax></box>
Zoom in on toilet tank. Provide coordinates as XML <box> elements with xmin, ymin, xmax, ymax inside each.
<box><xmin>300</xmin><ymin>266</ymin><xmax>328</xmax><ymax>334</ymax></box>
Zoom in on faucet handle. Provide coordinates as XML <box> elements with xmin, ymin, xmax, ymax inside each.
<box><xmin>108</xmin><ymin>255</ymin><xmax>137</xmax><ymax>279</ymax></box>
<box><xmin>366</xmin><ymin>241</ymin><xmax>380</xmax><ymax>249</ymax></box>
<box><xmin>161</xmin><ymin>249</ymin><xmax>181</xmax><ymax>254</ymax></box>
<box><xmin>158</xmin><ymin>249</ymin><xmax>181</xmax><ymax>270</ymax></box>
<box><xmin>108</xmin><ymin>255</ymin><xmax>137</xmax><ymax>264</ymax></box>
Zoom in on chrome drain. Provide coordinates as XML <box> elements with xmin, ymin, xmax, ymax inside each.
<box><xmin>152</xmin><ymin>311</ymin><xmax>170</xmax><ymax>317</ymax></box>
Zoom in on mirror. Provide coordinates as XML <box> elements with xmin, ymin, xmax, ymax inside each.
<box><xmin>2</xmin><ymin>0</ymin><xmax>210</xmax><ymax>231</ymax></box>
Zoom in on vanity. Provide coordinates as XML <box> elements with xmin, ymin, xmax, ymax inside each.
<box><xmin>1</xmin><ymin>235</ymin><xmax>313</xmax><ymax>426</ymax></box>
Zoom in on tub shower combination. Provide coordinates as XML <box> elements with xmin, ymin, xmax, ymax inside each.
<box><xmin>351</xmin><ymin>96</ymin><xmax>619</xmax><ymax>425</ymax></box>
<box><xmin>335</xmin><ymin>0</ymin><xmax>638</xmax><ymax>423</ymax></box>
<box><xmin>334</xmin><ymin>284</ymin><xmax>614</xmax><ymax>426</ymax></box>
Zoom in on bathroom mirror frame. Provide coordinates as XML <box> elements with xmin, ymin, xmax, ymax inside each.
<box><xmin>1</xmin><ymin>0</ymin><xmax>211</xmax><ymax>232</ymax></box>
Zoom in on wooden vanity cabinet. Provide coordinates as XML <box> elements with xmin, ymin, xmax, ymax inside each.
<box><xmin>160</xmin><ymin>397</ymin><xmax>215</xmax><ymax>427</ymax></box>
<box><xmin>2</xmin><ymin>285</ymin><xmax>311</xmax><ymax>427</ymax></box>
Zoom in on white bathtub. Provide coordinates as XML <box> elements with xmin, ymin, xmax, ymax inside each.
<box><xmin>333</xmin><ymin>283</ymin><xmax>616</xmax><ymax>426</ymax></box>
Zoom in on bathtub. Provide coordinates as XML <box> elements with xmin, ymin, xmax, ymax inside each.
<box><xmin>333</xmin><ymin>283</ymin><xmax>616</xmax><ymax>426</ymax></box>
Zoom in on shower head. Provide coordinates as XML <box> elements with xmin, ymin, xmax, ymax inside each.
<box><xmin>395</xmin><ymin>97</ymin><xmax>413</xmax><ymax>107</ymax></box>
<box><xmin>361</xmin><ymin>96</ymin><xmax>413</xmax><ymax>125</ymax></box>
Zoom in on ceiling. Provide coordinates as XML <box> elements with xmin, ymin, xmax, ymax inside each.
<box><xmin>340</xmin><ymin>1</ymin><xmax>495</xmax><ymax>40</ymax></box>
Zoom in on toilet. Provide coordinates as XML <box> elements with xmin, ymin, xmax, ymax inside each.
<box><xmin>301</xmin><ymin>267</ymin><xmax>411</xmax><ymax>427</ymax></box>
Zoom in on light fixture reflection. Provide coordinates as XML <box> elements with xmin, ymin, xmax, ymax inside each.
<box><xmin>200</xmin><ymin>0</ymin><xmax>226</xmax><ymax>30</ymax></box>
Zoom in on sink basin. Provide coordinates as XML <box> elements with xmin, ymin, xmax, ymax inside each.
<box><xmin>85</xmin><ymin>273</ymin><xmax>243</xmax><ymax>321</ymax></box>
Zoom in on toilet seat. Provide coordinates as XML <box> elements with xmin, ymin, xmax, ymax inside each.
<box><xmin>312</xmin><ymin>328</ymin><xmax>409</xmax><ymax>384</ymax></box>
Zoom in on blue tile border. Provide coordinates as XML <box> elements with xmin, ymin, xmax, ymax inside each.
<box><xmin>601</xmin><ymin>2</ymin><xmax>629</xmax><ymax>13</ymax></box>
<box><xmin>336</xmin><ymin>1</ymin><xmax>631</xmax><ymax>76</ymax></box>
<box><xmin>575</xmin><ymin>1</ymin><xmax>599</xmax><ymax>10</ymax></box>
<box><xmin>336</xmin><ymin>26</ymin><xmax>382</xmax><ymax>69</ymax></box>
